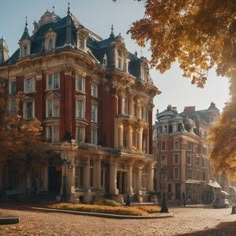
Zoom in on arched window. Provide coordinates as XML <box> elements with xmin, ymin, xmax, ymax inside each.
<box><xmin>116</xmin><ymin>49</ymin><xmax>123</xmax><ymax>70</ymax></box>
<box><xmin>48</xmin><ymin>38</ymin><xmax>53</xmax><ymax>51</ymax></box>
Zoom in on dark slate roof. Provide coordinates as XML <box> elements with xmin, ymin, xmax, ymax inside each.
<box><xmin>20</xmin><ymin>27</ymin><xmax>31</xmax><ymax>41</ymax></box>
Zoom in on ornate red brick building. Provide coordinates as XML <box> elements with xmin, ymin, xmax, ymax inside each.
<box><xmin>0</xmin><ymin>8</ymin><xmax>159</xmax><ymax>203</ymax></box>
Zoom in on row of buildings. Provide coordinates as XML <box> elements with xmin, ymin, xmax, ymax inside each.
<box><xmin>0</xmin><ymin>7</ymin><xmax>235</xmax><ymax>204</ymax></box>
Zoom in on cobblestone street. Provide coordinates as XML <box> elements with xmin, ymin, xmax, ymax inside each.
<box><xmin>1</xmin><ymin>205</ymin><xmax>236</xmax><ymax>236</ymax></box>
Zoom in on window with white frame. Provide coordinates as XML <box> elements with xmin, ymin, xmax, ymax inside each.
<box><xmin>77</xmin><ymin>35</ymin><xmax>85</xmax><ymax>49</ymax></box>
<box><xmin>187</xmin><ymin>141</ymin><xmax>193</xmax><ymax>150</ymax></box>
<box><xmin>9</xmin><ymin>80</ymin><xmax>16</xmax><ymax>96</ymax></box>
<box><xmin>21</xmin><ymin>44</ymin><xmax>29</xmax><ymax>57</ymax></box>
<box><xmin>173</xmin><ymin>167</ymin><xmax>179</xmax><ymax>180</ymax></box>
<box><xmin>91</xmin><ymin>126</ymin><xmax>98</xmax><ymax>144</ymax></box>
<box><xmin>116</xmin><ymin>49</ymin><xmax>123</xmax><ymax>70</ymax></box>
<box><xmin>75</xmin><ymin>99</ymin><xmax>85</xmax><ymax>119</ymax></box>
<box><xmin>48</xmin><ymin>38</ymin><xmax>53</xmax><ymax>51</ymax></box>
<box><xmin>91</xmin><ymin>103</ymin><xmax>98</xmax><ymax>123</ymax></box>
<box><xmin>76</xmin><ymin>75</ymin><xmax>85</xmax><ymax>93</ymax></box>
<box><xmin>76</xmin><ymin>126</ymin><xmax>85</xmax><ymax>143</ymax></box>
<box><xmin>46</xmin><ymin>125</ymin><xmax>59</xmax><ymax>142</ymax></box>
<box><xmin>186</xmin><ymin>168</ymin><xmax>193</xmax><ymax>179</ymax></box>
<box><xmin>174</xmin><ymin>140</ymin><xmax>179</xmax><ymax>150</ymax></box>
<box><xmin>91</xmin><ymin>82</ymin><xmax>98</xmax><ymax>97</ymax></box>
<box><xmin>202</xmin><ymin>157</ymin><xmax>206</xmax><ymax>168</ymax></box>
<box><xmin>90</xmin><ymin>160</ymin><xmax>94</xmax><ymax>187</ymax></box>
<box><xmin>186</xmin><ymin>153</ymin><xmax>192</xmax><ymax>165</ymax></box>
<box><xmin>23</xmin><ymin>100</ymin><xmax>34</xmax><ymax>119</ymax></box>
<box><xmin>47</xmin><ymin>73</ymin><xmax>60</xmax><ymax>90</ymax></box>
<box><xmin>173</xmin><ymin>154</ymin><xmax>179</xmax><ymax>165</ymax></box>
<box><xmin>161</xmin><ymin>141</ymin><xmax>166</xmax><ymax>151</ymax></box>
<box><xmin>121</xmin><ymin>96</ymin><xmax>128</xmax><ymax>115</ymax></box>
<box><xmin>24</xmin><ymin>78</ymin><xmax>35</xmax><ymax>93</ymax></box>
<box><xmin>46</xmin><ymin>98</ymin><xmax>60</xmax><ymax>118</ymax></box>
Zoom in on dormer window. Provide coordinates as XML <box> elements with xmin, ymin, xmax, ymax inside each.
<box><xmin>103</xmin><ymin>54</ymin><xmax>108</xmax><ymax>66</ymax></box>
<box><xmin>76</xmin><ymin>29</ymin><xmax>89</xmax><ymax>51</ymax></box>
<box><xmin>45</xmin><ymin>30</ymin><xmax>56</xmax><ymax>51</ymax></box>
<box><xmin>116</xmin><ymin>49</ymin><xmax>123</xmax><ymax>70</ymax></box>
<box><xmin>20</xmin><ymin>42</ymin><xmax>30</xmax><ymax>57</ymax></box>
<box><xmin>78</xmin><ymin>36</ymin><xmax>85</xmax><ymax>49</ymax></box>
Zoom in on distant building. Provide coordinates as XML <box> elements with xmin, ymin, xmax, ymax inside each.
<box><xmin>0</xmin><ymin>8</ymin><xmax>159</xmax><ymax>203</ymax></box>
<box><xmin>153</xmin><ymin>103</ymin><xmax>221</xmax><ymax>204</ymax></box>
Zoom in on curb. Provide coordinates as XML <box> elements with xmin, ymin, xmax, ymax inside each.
<box><xmin>0</xmin><ymin>216</ymin><xmax>19</xmax><ymax>225</ymax></box>
<box><xmin>31</xmin><ymin>207</ymin><xmax>174</xmax><ymax>219</ymax></box>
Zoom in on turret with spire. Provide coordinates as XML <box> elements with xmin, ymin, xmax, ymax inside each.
<box><xmin>0</xmin><ymin>36</ymin><xmax>9</xmax><ymax>64</ymax></box>
<box><xmin>19</xmin><ymin>17</ymin><xmax>31</xmax><ymax>57</ymax></box>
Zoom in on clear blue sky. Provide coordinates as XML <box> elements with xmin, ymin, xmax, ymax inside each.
<box><xmin>0</xmin><ymin>0</ymin><xmax>230</xmax><ymax>121</ymax></box>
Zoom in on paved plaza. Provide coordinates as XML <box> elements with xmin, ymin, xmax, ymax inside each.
<box><xmin>0</xmin><ymin>204</ymin><xmax>236</xmax><ymax>235</ymax></box>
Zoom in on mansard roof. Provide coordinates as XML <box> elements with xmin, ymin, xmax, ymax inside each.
<box><xmin>3</xmin><ymin>9</ymin><xmax>156</xmax><ymax>88</ymax></box>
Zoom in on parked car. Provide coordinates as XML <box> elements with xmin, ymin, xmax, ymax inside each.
<box><xmin>213</xmin><ymin>198</ymin><xmax>231</xmax><ymax>208</ymax></box>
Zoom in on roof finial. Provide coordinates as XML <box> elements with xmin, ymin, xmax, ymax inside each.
<box><xmin>24</xmin><ymin>16</ymin><xmax>28</xmax><ymax>31</ymax></box>
<box><xmin>67</xmin><ymin>2</ymin><xmax>70</xmax><ymax>15</ymax></box>
<box><xmin>110</xmin><ymin>24</ymin><xmax>114</xmax><ymax>37</ymax></box>
<box><xmin>53</xmin><ymin>6</ymin><xmax>55</xmax><ymax>13</ymax></box>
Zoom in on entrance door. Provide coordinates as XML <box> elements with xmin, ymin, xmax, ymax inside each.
<box><xmin>117</xmin><ymin>171</ymin><xmax>126</xmax><ymax>194</ymax></box>
<box><xmin>48</xmin><ymin>166</ymin><xmax>61</xmax><ymax>194</ymax></box>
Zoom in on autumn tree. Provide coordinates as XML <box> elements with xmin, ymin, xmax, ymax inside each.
<box><xmin>126</xmin><ymin>0</ymin><xmax>236</xmax><ymax>178</ymax></box>
<box><xmin>0</xmin><ymin>79</ymin><xmax>47</xmax><ymax>160</ymax></box>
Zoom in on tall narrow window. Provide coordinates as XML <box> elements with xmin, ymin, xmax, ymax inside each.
<box><xmin>46</xmin><ymin>98</ymin><xmax>60</xmax><ymax>118</ymax></box>
<box><xmin>47</xmin><ymin>73</ymin><xmax>60</xmax><ymax>90</ymax></box>
<box><xmin>91</xmin><ymin>126</ymin><xmax>98</xmax><ymax>145</ymax></box>
<box><xmin>23</xmin><ymin>100</ymin><xmax>34</xmax><ymax>119</ymax></box>
<box><xmin>9</xmin><ymin>81</ymin><xmax>16</xmax><ymax>96</ymax></box>
<box><xmin>91</xmin><ymin>82</ymin><xmax>98</xmax><ymax>97</ymax></box>
<box><xmin>24</xmin><ymin>78</ymin><xmax>35</xmax><ymax>93</ymax></box>
<box><xmin>117</xmin><ymin>49</ymin><xmax>123</xmax><ymax>70</ymax></box>
<box><xmin>46</xmin><ymin>125</ymin><xmax>59</xmax><ymax>142</ymax></box>
<box><xmin>91</xmin><ymin>103</ymin><xmax>98</xmax><ymax>123</ymax></box>
<box><xmin>75</xmin><ymin>165</ymin><xmax>84</xmax><ymax>189</ymax></box>
<box><xmin>76</xmin><ymin>99</ymin><xmax>85</xmax><ymax>119</ymax></box>
<box><xmin>76</xmin><ymin>75</ymin><xmax>85</xmax><ymax>93</ymax></box>
<box><xmin>48</xmin><ymin>38</ymin><xmax>53</xmax><ymax>50</ymax></box>
<box><xmin>76</xmin><ymin>126</ymin><xmax>85</xmax><ymax>143</ymax></box>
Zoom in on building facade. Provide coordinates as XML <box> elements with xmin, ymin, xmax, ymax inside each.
<box><xmin>153</xmin><ymin>103</ymin><xmax>221</xmax><ymax>204</ymax></box>
<box><xmin>0</xmin><ymin>8</ymin><xmax>159</xmax><ymax>203</ymax></box>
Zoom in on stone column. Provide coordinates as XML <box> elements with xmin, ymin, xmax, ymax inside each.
<box><xmin>84</xmin><ymin>158</ymin><xmax>90</xmax><ymax>191</ymax></box>
<box><xmin>119</xmin><ymin>124</ymin><xmax>124</xmax><ymax>148</ymax></box>
<box><xmin>109</xmin><ymin>159</ymin><xmax>118</xmax><ymax>195</ymax></box>
<box><xmin>95</xmin><ymin>157</ymin><xmax>102</xmax><ymax>189</ymax></box>
<box><xmin>147</xmin><ymin>163</ymin><xmax>155</xmax><ymax>192</ymax></box>
<box><xmin>138</xmin><ymin>128</ymin><xmax>143</xmax><ymax>151</ymax></box>
<box><xmin>128</xmin><ymin>125</ymin><xmax>133</xmax><ymax>149</ymax></box>
<box><xmin>127</xmin><ymin>163</ymin><xmax>134</xmax><ymax>195</ymax></box>
<box><xmin>129</xmin><ymin>96</ymin><xmax>134</xmax><ymax>116</ymax></box>
<box><xmin>136</xmin><ymin>166</ymin><xmax>143</xmax><ymax>194</ymax></box>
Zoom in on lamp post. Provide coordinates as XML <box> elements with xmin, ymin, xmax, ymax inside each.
<box><xmin>62</xmin><ymin>158</ymin><xmax>71</xmax><ymax>201</ymax></box>
<box><xmin>160</xmin><ymin>171</ymin><xmax>169</xmax><ymax>213</ymax></box>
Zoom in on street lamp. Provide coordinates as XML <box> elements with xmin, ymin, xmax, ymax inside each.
<box><xmin>160</xmin><ymin>171</ymin><xmax>169</xmax><ymax>213</ymax></box>
<box><xmin>62</xmin><ymin>158</ymin><xmax>71</xmax><ymax>201</ymax></box>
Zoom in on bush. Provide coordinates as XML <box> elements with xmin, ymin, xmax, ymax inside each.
<box><xmin>49</xmin><ymin>203</ymin><xmax>148</xmax><ymax>216</ymax></box>
<box><xmin>96</xmin><ymin>199</ymin><xmax>121</xmax><ymax>206</ymax></box>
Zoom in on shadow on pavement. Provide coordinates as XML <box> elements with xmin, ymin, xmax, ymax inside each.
<box><xmin>179</xmin><ymin>221</ymin><xmax>236</xmax><ymax>236</ymax></box>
